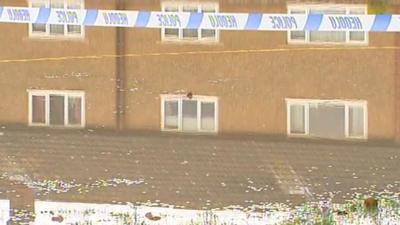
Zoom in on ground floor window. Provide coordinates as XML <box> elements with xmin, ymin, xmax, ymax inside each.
<box><xmin>286</xmin><ymin>99</ymin><xmax>367</xmax><ymax>139</ymax></box>
<box><xmin>28</xmin><ymin>90</ymin><xmax>85</xmax><ymax>127</ymax></box>
<box><xmin>161</xmin><ymin>95</ymin><xmax>218</xmax><ymax>133</ymax></box>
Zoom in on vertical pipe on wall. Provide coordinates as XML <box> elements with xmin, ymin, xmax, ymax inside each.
<box><xmin>116</xmin><ymin>0</ymin><xmax>126</xmax><ymax>130</ymax></box>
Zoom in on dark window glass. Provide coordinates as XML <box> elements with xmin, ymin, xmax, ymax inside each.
<box><xmin>49</xmin><ymin>95</ymin><xmax>65</xmax><ymax>125</ymax></box>
<box><xmin>309</xmin><ymin>103</ymin><xmax>345</xmax><ymax>139</ymax></box>
<box><xmin>68</xmin><ymin>97</ymin><xmax>82</xmax><ymax>125</ymax></box>
<box><xmin>201</xmin><ymin>102</ymin><xmax>215</xmax><ymax>131</ymax></box>
<box><xmin>182</xmin><ymin>100</ymin><xmax>197</xmax><ymax>131</ymax></box>
<box><xmin>32</xmin><ymin>96</ymin><xmax>46</xmax><ymax>123</ymax></box>
<box><xmin>164</xmin><ymin>101</ymin><xmax>179</xmax><ymax>129</ymax></box>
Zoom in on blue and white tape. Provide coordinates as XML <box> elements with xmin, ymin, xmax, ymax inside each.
<box><xmin>0</xmin><ymin>6</ymin><xmax>400</xmax><ymax>32</ymax></box>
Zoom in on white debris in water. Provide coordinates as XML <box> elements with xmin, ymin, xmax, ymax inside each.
<box><xmin>17</xmin><ymin>177</ymin><xmax>145</xmax><ymax>195</ymax></box>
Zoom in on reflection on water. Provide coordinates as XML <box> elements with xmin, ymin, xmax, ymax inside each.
<box><xmin>0</xmin><ymin>200</ymin><xmax>9</xmax><ymax>225</ymax></box>
<box><xmin>0</xmin><ymin>198</ymin><xmax>396</xmax><ymax>225</ymax></box>
<box><xmin>33</xmin><ymin>201</ymin><xmax>284</xmax><ymax>225</ymax></box>
<box><xmin>35</xmin><ymin>201</ymin><xmax>134</xmax><ymax>225</ymax></box>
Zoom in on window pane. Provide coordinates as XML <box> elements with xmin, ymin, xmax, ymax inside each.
<box><xmin>164</xmin><ymin>28</ymin><xmax>179</xmax><ymax>38</ymax></box>
<box><xmin>183</xmin><ymin>6</ymin><xmax>198</xmax><ymax>12</ymax></box>
<box><xmin>290</xmin><ymin>9</ymin><xmax>306</xmax><ymax>14</ymax></box>
<box><xmin>67</xmin><ymin>25</ymin><xmax>81</xmax><ymax>34</ymax></box>
<box><xmin>68</xmin><ymin>97</ymin><xmax>82</xmax><ymax>125</ymax></box>
<box><xmin>349</xmin><ymin>106</ymin><xmax>364</xmax><ymax>137</ymax></box>
<box><xmin>290</xmin><ymin>104</ymin><xmax>305</xmax><ymax>134</ymax></box>
<box><xmin>290</xmin><ymin>31</ymin><xmax>306</xmax><ymax>40</ymax></box>
<box><xmin>163</xmin><ymin>6</ymin><xmax>179</xmax><ymax>38</ymax></box>
<box><xmin>50</xmin><ymin>24</ymin><xmax>64</xmax><ymax>35</ymax></box>
<box><xmin>310</xmin><ymin>31</ymin><xmax>346</xmax><ymax>42</ymax></box>
<box><xmin>201</xmin><ymin>7</ymin><xmax>216</xmax><ymax>40</ymax></box>
<box><xmin>31</xmin><ymin>2</ymin><xmax>46</xmax><ymax>33</ymax></box>
<box><xmin>50</xmin><ymin>0</ymin><xmax>64</xmax><ymax>35</ymax></box>
<box><xmin>32</xmin><ymin>1</ymin><xmax>47</xmax><ymax>8</ymax></box>
<box><xmin>49</xmin><ymin>95</ymin><xmax>65</xmax><ymax>125</ymax></box>
<box><xmin>289</xmin><ymin>9</ymin><xmax>306</xmax><ymax>41</ymax></box>
<box><xmin>32</xmin><ymin>96</ymin><xmax>46</xmax><ymax>124</ymax></box>
<box><xmin>309</xmin><ymin>9</ymin><xmax>346</xmax><ymax>43</ymax></box>
<box><xmin>182</xmin><ymin>100</ymin><xmax>198</xmax><ymax>131</ymax></box>
<box><xmin>201</xmin><ymin>29</ymin><xmax>216</xmax><ymax>39</ymax></box>
<box><xmin>67</xmin><ymin>2</ymin><xmax>82</xmax><ymax>35</ymax></box>
<box><xmin>349</xmin><ymin>31</ymin><xmax>365</xmax><ymax>41</ymax></box>
<box><xmin>50</xmin><ymin>0</ymin><xmax>64</xmax><ymax>8</ymax></box>
<box><xmin>201</xmin><ymin>102</ymin><xmax>215</xmax><ymax>131</ymax></box>
<box><xmin>183</xmin><ymin>6</ymin><xmax>198</xmax><ymax>39</ymax></box>
<box><xmin>32</xmin><ymin>24</ymin><xmax>47</xmax><ymax>33</ymax></box>
<box><xmin>349</xmin><ymin>8</ymin><xmax>366</xmax><ymax>41</ymax></box>
<box><xmin>164</xmin><ymin>6</ymin><xmax>178</xmax><ymax>12</ymax></box>
<box><xmin>201</xmin><ymin>6</ymin><xmax>215</xmax><ymax>13</ymax></box>
<box><xmin>309</xmin><ymin>103</ymin><xmax>345</xmax><ymax>139</ymax></box>
<box><xmin>164</xmin><ymin>101</ymin><xmax>179</xmax><ymax>129</ymax></box>
<box><xmin>183</xmin><ymin>29</ymin><xmax>198</xmax><ymax>39</ymax></box>
<box><xmin>310</xmin><ymin>9</ymin><xmax>346</xmax><ymax>14</ymax></box>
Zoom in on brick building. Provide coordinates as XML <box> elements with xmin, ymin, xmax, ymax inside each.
<box><xmin>0</xmin><ymin>0</ymin><xmax>399</xmax><ymax>141</ymax></box>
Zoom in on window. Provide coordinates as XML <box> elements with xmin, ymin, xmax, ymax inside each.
<box><xmin>287</xmin><ymin>4</ymin><xmax>367</xmax><ymax>45</ymax></box>
<box><xmin>161</xmin><ymin>95</ymin><xmax>218</xmax><ymax>132</ymax></box>
<box><xmin>161</xmin><ymin>2</ymin><xmax>219</xmax><ymax>42</ymax></box>
<box><xmin>28</xmin><ymin>90</ymin><xmax>85</xmax><ymax>127</ymax></box>
<box><xmin>29</xmin><ymin>0</ymin><xmax>84</xmax><ymax>38</ymax></box>
<box><xmin>287</xmin><ymin>99</ymin><xmax>367</xmax><ymax>139</ymax></box>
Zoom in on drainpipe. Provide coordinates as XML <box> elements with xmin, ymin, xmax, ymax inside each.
<box><xmin>116</xmin><ymin>0</ymin><xmax>126</xmax><ymax>130</ymax></box>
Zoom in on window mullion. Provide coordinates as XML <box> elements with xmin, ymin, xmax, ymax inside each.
<box><xmin>81</xmin><ymin>95</ymin><xmax>85</xmax><ymax>127</ymax></box>
<box><xmin>197</xmin><ymin>100</ymin><xmax>201</xmax><ymax>131</ymax></box>
<box><xmin>305</xmin><ymin>8</ymin><xmax>309</xmax><ymax>43</ymax></box>
<box><xmin>45</xmin><ymin>94</ymin><xmax>50</xmax><ymax>126</ymax></box>
<box><xmin>345</xmin><ymin>104</ymin><xmax>350</xmax><ymax>137</ymax></box>
<box><xmin>161</xmin><ymin>98</ymin><xmax>165</xmax><ymax>130</ymax></box>
<box><xmin>287</xmin><ymin>103</ymin><xmax>291</xmax><ymax>134</ymax></box>
<box><xmin>64</xmin><ymin>95</ymin><xmax>68</xmax><ymax>126</ymax></box>
<box><xmin>46</xmin><ymin>0</ymin><xmax>50</xmax><ymax>36</ymax></box>
<box><xmin>28</xmin><ymin>94</ymin><xmax>32</xmax><ymax>125</ymax></box>
<box><xmin>346</xmin><ymin>8</ymin><xmax>349</xmax><ymax>43</ymax></box>
<box><xmin>363</xmin><ymin>104</ymin><xmax>367</xmax><ymax>138</ymax></box>
<box><xmin>214</xmin><ymin>100</ymin><xmax>218</xmax><ymax>132</ymax></box>
<box><xmin>198</xmin><ymin>6</ymin><xmax>201</xmax><ymax>40</ymax></box>
<box><xmin>179</xmin><ymin>5</ymin><xmax>183</xmax><ymax>40</ymax></box>
<box><xmin>178</xmin><ymin>98</ymin><xmax>182</xmax><ymax>131</ymax></box>
<box><xmin>64</xmin><ymin>1</ymin><xmax>68</xmax><ymax>36</ymax></box>
<box><xmin>305</xmin><ymin>103</ymin><xmax>310</xmax><ymax>135</ymax></box>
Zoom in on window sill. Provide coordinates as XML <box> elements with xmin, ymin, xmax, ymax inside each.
<box><xmin>288</xmin><ymin>134</ymin><xmax>367</xmax><ymax>140</ymax></box>
<box><xmin>161</xmin><ymin>129</ymin><xmax>218</xmax><ymax>134</ymax></box>
<box><xmin>27</xmin><ymin>35</ymin><xmax>86</xmax><ymax>42</ymax></box>
<box><xmin>287</xmin><ymin>41</ymin><xmax>369</xmax><ymax>47</ymax></box>
<box><xmin>29</xmin><ymin>124</ymin><xmax>85</xmax><ymax>129</ymax></box>
<box><xmin>159</xmin><ymin>39</ymin><xmax>222</xmax><ymax>46</ymax></box>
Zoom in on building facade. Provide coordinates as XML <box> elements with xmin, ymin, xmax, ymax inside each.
<box><xmin>0</xmin><ymin>0</ymin><xmax>399</xmax><ymax>141</ymax></box>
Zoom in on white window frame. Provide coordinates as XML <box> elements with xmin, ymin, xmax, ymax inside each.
<box><xmin>286</xmin><ymin>98</ymin><xmax>368</xmax><ymax>139</ymax></box>
<box><xmin>161</xmin><ymin>1</ymin><xmax>220</xmax><ymax>43</ymax></box>
<box><xmin>29</xmin><ymin>0</ymin><xmax>85</xmax><ymax>39</ymax></box>
<box><xmin>161</xmin><ymin>94</ymin><xmax>218</xmax><ymax>133</ymax></box>
<box><xmin>28</xmin><ymin>90</ymin><xmax>86</xmax><ymax>128</ymax></box>
<box><xmin>287</xmin><ymin>4</ymin><xmax>368</xmax><ymax>45</ymax></box>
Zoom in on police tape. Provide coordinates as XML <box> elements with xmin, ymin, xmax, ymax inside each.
<box><xmin>0</xmin><ymin>6</ymin><xmax>399</xmax><ymax>32</ymax></box>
